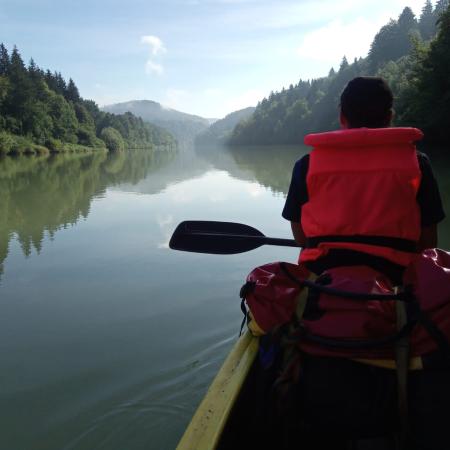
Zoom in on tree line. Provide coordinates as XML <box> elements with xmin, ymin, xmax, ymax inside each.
<box><xmin>0</xmin><ymin>46</ymin><xmax>176</xmax><ymax>155</ymax></box>
<box><xmin>229</xmin><ymin>0</ymin><xmax>450</xmax><ymax>146</ymax></box>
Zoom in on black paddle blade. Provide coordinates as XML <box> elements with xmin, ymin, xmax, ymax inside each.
<box><xmin>169</xmin><ymin>220</ymin><xmax>266</xmax><ymax>255</ymax></box>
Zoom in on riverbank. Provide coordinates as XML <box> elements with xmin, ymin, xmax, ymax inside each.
<box><xmin>0</xmin><ymin>131</ymin><xmax>108</xmax><ymax>156</ymax></box>
<box><xmin>0</xmin><ymin>131</ymin><xmax>178</xmax><ymax>157</ymax></box>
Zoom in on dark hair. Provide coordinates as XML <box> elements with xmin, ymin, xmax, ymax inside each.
<box><xmin>340</xmin><ymin>77</ymin><xmax>393</xmax><ymax>128</ymax></box>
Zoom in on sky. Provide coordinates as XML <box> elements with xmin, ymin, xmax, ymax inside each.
<box><xmin>0</xmin><ymin>0</ymin><xmax>428</xmax><ymax>119</ymax></box>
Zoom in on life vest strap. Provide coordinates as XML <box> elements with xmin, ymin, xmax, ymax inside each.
<box><xmin>305</xmin><ymin>235</ymin><xmax>417</xmax><ymax>253</ymax></box>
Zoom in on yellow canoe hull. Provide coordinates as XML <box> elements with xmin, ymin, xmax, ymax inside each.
<box><xmin>177</xmin><ymin>330</ymin><xmax>259</xmax><ymax>450</ymax></box>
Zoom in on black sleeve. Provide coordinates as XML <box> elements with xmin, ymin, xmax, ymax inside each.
<box><xmin>282</xmin><ymin>155</ymin><xmax>309</xmax><ymax>222</ymax></box>
<box><xmin>417</xmin><ymin>152</ymin><xmax>446</xmax><ymax>227</ymax></box>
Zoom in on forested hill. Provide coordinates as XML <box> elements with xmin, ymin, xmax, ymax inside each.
<box><xmin>0</xmin><ymin>46</ymin><xmax>176</xmax><ymax>156</ymax></box>
<box><xmin>230</xmin><ymin>1</ymin><xmax>450</xmax><ymax>146</ymax></box>
<box><xmin>103</xmin><ymin>100</ymin><xmax>211</xmax><ymax>144</ymax></box>
<box><xmin>195</xmin><ymin>107</ymin><xmax>256</xmax><ymax>145</ymax></box>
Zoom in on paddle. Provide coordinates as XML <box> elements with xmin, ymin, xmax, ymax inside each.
<box><xmin>169</xmin><ymin>220</ymin><xmax>299</xmax><ymax>255</ymax></box>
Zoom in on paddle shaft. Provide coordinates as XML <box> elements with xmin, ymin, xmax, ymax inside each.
<box><xmin>188</xmin><ymin>231</ymin><xmax>298</xmax><ymax>247</ymax></box>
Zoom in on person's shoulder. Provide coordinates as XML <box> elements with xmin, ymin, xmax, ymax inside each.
<box><xmin>292</xmin><ymin>154</ymin><xmax>310</xmax><ymax>177</ymax></box>
<box><xmin>416</xmin><ymin>151</ymin><xmax>434</xmax><ymax>174</ymax></box>
<box><xmin>416</xmin><ymin>151</ymin><xmax>430</xmax><ymax>163</ymax></box>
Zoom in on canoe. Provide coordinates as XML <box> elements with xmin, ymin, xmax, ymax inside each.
<box><xmin>176</xmin><ymin>330</ymin><xmax>259</xmax><ymax>450</ymax></box>
<box><xmin>176</xmin><ymin>330</ymin><xmax>410</xmax><ymax>450</ymax></box>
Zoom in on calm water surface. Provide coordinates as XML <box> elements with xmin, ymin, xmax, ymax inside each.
<box><xmin>0</xmin><ymin>145</ymin><xmax>449</xmax><ymax>450</ymax></box>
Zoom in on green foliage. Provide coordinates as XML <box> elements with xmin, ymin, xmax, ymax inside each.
<box><xmin>45</xmin><ymin>137</ymin><xmax>64</xmax><ymax>152</ymax></box>
<box><xmin>0</xmin><ymin>44</ymin><xmax>176</xmax><ymax>155</ymax></box>
<box><xmin>434</xmin><ymin>0</ymin><xmax>450</xmax><ymax>18</ymax></box>
<box><xmin>398</xmin><ymin>4</ymin><xmax>450</xmax><ymax>143</ymax></box>
<box><xmin>100</xmin><ymin>127</ymin><xmax>125</xmax><ymax>151</ymax></box>
<box><xmin>368</xmin><ymin>8</ymin><xmax>419</xmax><ymax>73</ymax></box>
<box><xmin>230</xmin><ymin>2</ymin><xmax>450</xmax><ymax>147</ymax></box>
<box><xmin>0</xmin><ymin>130</ymin><xmax>14</xmax><ymax>154</ymax></box>
<box><xmin>196</xmin><ymin>107</ymin><xmax>256</xmax><ymax>145</ymax></box>
<box><xmin>420</xmin><ymin>0</ymin><xmax>436</xmax><ymax>40</ymax></box>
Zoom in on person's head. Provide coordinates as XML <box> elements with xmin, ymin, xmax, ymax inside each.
<box><xmin>340</xmin><ymin>77</ymin><xmax>393</xmax><ymax>129</ymax></box>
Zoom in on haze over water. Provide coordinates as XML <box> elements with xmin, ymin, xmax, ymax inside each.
<box><xmin>0</xmin><ymin>145</ymin><xmax>448</xmax><ymax>450</ymax></box>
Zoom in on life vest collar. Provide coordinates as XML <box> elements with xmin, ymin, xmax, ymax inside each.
<box><xmin>304</xmin><ymin>127</ymin><xmax>423</xmax><ymax>148</ymax></box>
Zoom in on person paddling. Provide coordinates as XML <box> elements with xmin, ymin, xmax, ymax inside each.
<box><xmin>281</xmin><ymin>77</ymin><xmax>447</xmax><ymax>449</ymax></box>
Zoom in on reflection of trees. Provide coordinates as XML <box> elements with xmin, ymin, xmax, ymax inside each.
<box><xmin>195</xmin><ymin>144</ymin><xmax>308</xmax><ymax>196</ymax></box>
<box><xmin>0</xmin><ymin>149</ymin><xmax>176</xmax><ymax>273</ymax></box>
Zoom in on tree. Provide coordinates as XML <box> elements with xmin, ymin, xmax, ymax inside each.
<box><xmin>100</xmin><ymin>127</ymin><xmax>125</xmax><ymax>151</ymax></box>
<box><xmin>419</xmin><ymin>0</ymin><xmax>436</xmax><ymax>40</ymax></box>
<box><xmin>0</xmin><ymin>44</ymin><xmax>9</xmax><ymax>75</ymax></box>
<box><xmin>397</xmin><ymin>7</ymin><xmax>419</xmax><ymax>56</ymax></box>
<box><xmin>0</xmin><ymin>76</ymin><xmax>10</xmax><ymax>129</ymax></box>
<box><xmin>4</xmin><ymin>46</ymin><xmax>33</xmax><ymax>133</ymax></box>
<box><xmin>339</xmin><ymin>56</ymin><xmax>349</xmax><ymax>71</ymax></box>
<box><xmin>65</xmin><ymin>78</ymin><xmax>80</xmax><ymax>103</ymax></box>
<box><xmin>434</xmin><ymin>0</ymin><xmax>450</xmax><ymax>19</ymax></box>
<box><xmin>400</xmin><ymin>4</ymin><xmax>450</xmax><ymax>143</ymax></box>
<box><xmin>47</xmin><ymin>91</ymin><xmax>78</xmax><ymax>143</ymax></box>
<box><xmin>368</xmin><ymin>20</ymin><xmax>400</xmax><ymax>71</ymax></box>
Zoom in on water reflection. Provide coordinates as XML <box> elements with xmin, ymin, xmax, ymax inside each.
<box><xmin>195</xmin><ymin>143</ymin><xmax>308</xmax><ymax>196</ymax></box>
<box><xmin>0</xmin><ymin>149</ymin><xmax>177</xmax><ymax>277</ymax></box>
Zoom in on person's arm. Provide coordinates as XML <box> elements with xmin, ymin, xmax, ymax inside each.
<box><xmin>418</xmin><ymin>224</ymin><xmax>438</xmax><ymax>251</ymax></box>
<box><xmin>416</xmin><ymin>153</ymin><xmax>445</xmax><ymax>250</ymax></box>
<box><xmin>291</xmin><ymin>221</ymin><xmax>306</xmax><ymax>247</ymax></box>
<box><xmin>282</xmin><ymin>156</ymin><xmax>310</xmax><ymax>244</ymax></box>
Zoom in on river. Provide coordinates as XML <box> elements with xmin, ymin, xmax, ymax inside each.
<box><xmin>0</xmin><ymin>145</ymin><xmax>449</xmax><ymax>450</ymax></box>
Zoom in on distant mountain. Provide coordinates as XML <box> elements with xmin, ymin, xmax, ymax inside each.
<box><xmin>195</xmin><ymin>107</ymin><xmax>256</xmax><ymax>145</ymax></box>
<box><xmin>102</xmin><ymin>100</ymin><xmax>211</xmax><ymax>143</ymax></box>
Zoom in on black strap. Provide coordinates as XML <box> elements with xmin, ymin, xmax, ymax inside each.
<box><xmin>239</xmin><ymin>298</ymin><xmax>248</xmax><ymax>336</ymax></box>
<box><xmin>280</xmin><ymin>262</ymin><xmax>406</xmax><ymax>302</ymax></box>
<box><xmin>295</xmin><ymin>320</ymin><xmax>417</xmax><ymax>350</ymax></box>
<box><xmin>411</xmin><ymin>302</ymin><xmax>450</xmax><ymax>360</ymax></box>
<box><xmin>306</xmin><ymin>235</ymin><xmax>417</xmax><ymax>253</ymax></box>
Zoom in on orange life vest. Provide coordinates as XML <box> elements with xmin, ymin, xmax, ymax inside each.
<box><xmin>299</xmin><ymin>127</ymin><xmax>423</xmax><ymax>267</ymax></box>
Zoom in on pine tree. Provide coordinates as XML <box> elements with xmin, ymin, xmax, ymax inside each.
<box><xmin>434</xmin><ymin>0</ymin><xmax>450</xmax><ymax>19</ymax></box>
<box><xmin>397</xmin><ymin>7</ymin><xmax>419</xmax><ymax>55</ymax></box>
<box><xmin>6</xmin><ymin>47</ymin><xmax>33</xmax><ymax>132</ymax></box>
<box><xmin>401</xmin><ymin>4</ymin><xmax>450</xmax><ymax>143</ymax></box>
<box><xmin>65</xmin><ymin>78</ymin><xmax>80</xmax><ymax>103</ymax></box>
<box><xmin>339</xmin><ymin>56</ymin><xmax>349</xmax><ymax>71</ymax></box>
<box><xmin>55</xmin><ymin>72</ymin><xmax>67</xmax><ymax>95</ymax></box>
<box><xmin>0</xmin><ymin>44</ymin><xmax>10</xmax><ymax>76</ymax></box>
<box><xmin>368</xmin><ymin>20</ymin><xmax>399</xmax><ymax>71</ymax></box>
<box><xmin>28</xmin><ymin>58</ymin><xmax>38</xmax><ymax>77</ymax></box>
<box><xmin>419</xmin><ymin>0</ymin><xmax>436</xmax><ymax>40</ymax></box>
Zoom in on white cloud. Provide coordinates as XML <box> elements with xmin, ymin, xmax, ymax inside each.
<box><xmin>141</xmin><ymin>35</ymin><xmax>166</xmax><ymax>56</ymax></box>
<box><xmin>145</xmin><ymin>60</ymin><xmax>164</xmax><ymax>75</ymax></box>
<box><xmin>141</xmin><ymin>35</ymin><xmax>166</xmax><ymax>76</ymax></box>
<box><xmin>297</xmin><ymin>17</ymin><xmax>385</xmax><ymax>65</ymax></box>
